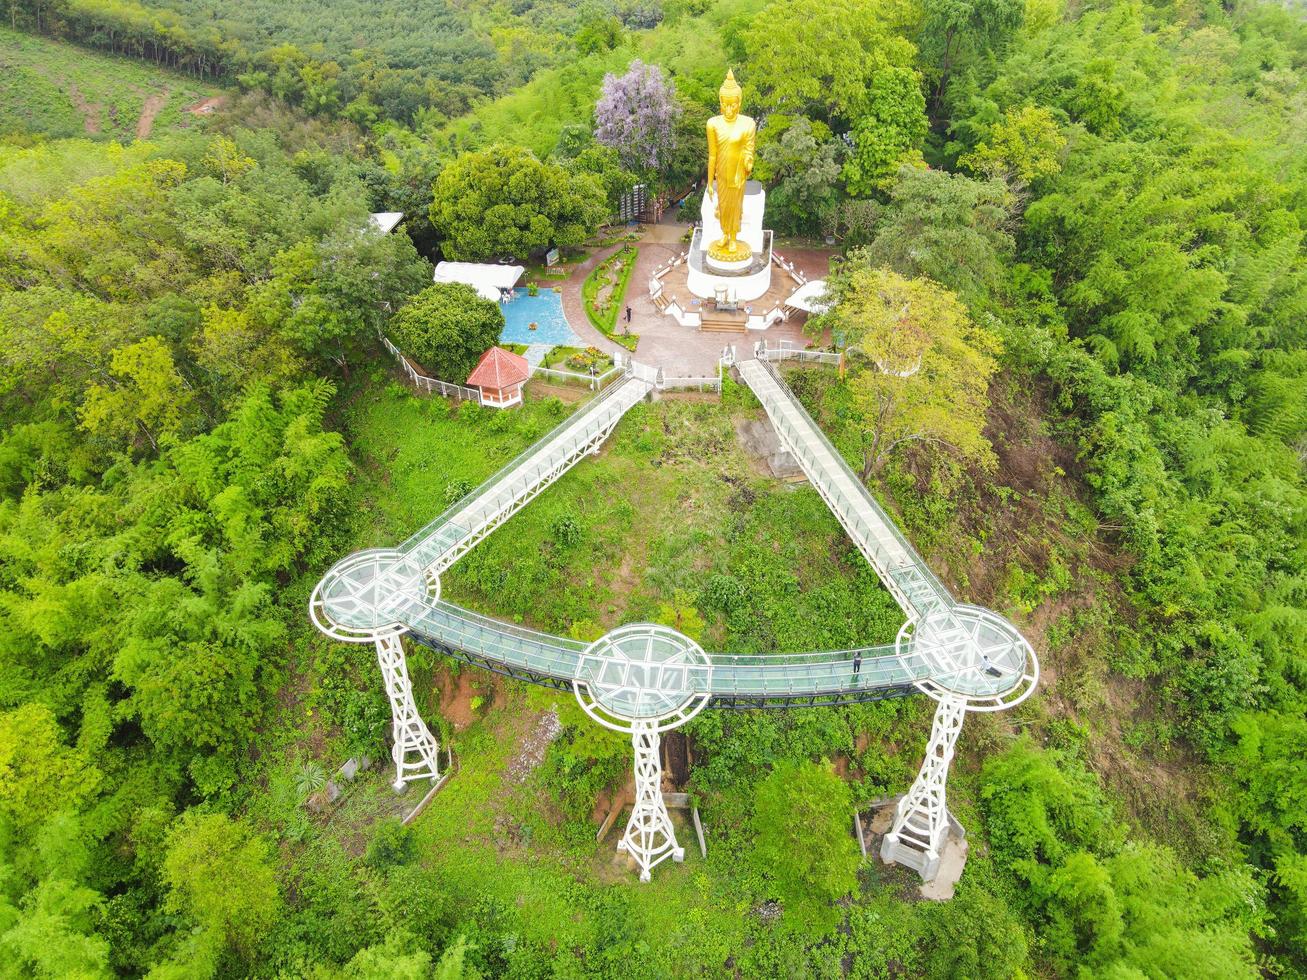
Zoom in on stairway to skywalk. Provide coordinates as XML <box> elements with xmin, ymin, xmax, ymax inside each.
<box><xmin>399</xmin><ymin>372</ymin><xmax>654</xmax><ymax>575</ymax></box>
<box><xmin>734</xmin><ymin>357</ymin><xmax>953</xmax><ymax>622</ymax></box>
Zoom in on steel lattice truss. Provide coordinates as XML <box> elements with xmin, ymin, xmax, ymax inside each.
<box><xmin>311</xmin><ymin>352</ymin><xmax>1039</xmax><ymax>882</ymax></box>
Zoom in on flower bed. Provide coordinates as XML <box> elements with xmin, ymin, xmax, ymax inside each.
<box><xmin>582</xmin><ymin>245</ymin><xmax>639</xmax><ymax>351</ymax></box>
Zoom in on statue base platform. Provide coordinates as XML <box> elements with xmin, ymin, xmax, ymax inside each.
<box><xmin>704</xmin><ymin>247</ymin><xmax>754</xmax><ymax>274</ymax></box>
<box><xmin>688</xmin><ymin>227</ymin><xmax>773</xmax><ymax>302</ymax></box>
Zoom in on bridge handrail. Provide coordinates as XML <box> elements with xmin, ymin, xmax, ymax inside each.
<box><xmin>396</xmin><ymin>375</ymin><xmax>646</xmax><ymax>560</ymax></box>
<box><xmin>749</xmin><ymin>357</ymin><xmax>953</xmax><ymax>616</ymax></box>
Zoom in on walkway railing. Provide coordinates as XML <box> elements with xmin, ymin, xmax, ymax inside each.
<box><xmin>756</xmin><ymin>340</ymin><xmax>841</xmax><ymax>367</ymax></box>
<box><xmin>735</xmin><ymin>358</ymin><xmax>952</xmax><ymax>622</ymax></box>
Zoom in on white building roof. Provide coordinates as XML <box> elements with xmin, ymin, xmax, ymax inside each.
<box><xmin>786</xmin><ymin>279</ymin><xmax>832</xmax><ymax>314</ymax></box>
<box><xmin>369</xmin><ymin>212</ymin><xmax>405</xmax><ymax>235</ymax></box>
<box><xmin>432</xmin><ymin>261</ymin><xmax>525</xmax><ymax>302</ymax></box>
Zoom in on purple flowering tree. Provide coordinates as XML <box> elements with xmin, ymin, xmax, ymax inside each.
<box><xmin>594</xmin><ymin>60</ymin><xmax>681</xmax><ymax>174</ymax></box>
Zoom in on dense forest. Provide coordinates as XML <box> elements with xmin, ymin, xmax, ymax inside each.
<box><xmin>0</xmin><ymin>0</ymin><xmax>1305</xmax><ymax>976</ymax></box>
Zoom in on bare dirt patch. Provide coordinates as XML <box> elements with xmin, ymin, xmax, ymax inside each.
<box><xmin>66</xmin><ymin>82</ymin><xmax>102</xmax><ymax>134</ymax></box>
<box><xmin>136</xmin><ymin>90</ymin><xmax>168</xmax><ymax>139</ymax></box>
<box><xmin>185</xmin><ymin>95</ymin><xmax>226</xmax><ymax>116</ymax></box>
<box><xmin>435</xmin><ymin>665</ymin><xmax>491</xmax><ymax>730</ymax></box>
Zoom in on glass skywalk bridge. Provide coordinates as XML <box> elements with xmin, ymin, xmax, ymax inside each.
<box><xmin>311</xmin><ymin>351</ymin><xmax>1038</xmax><ymax>883</ymax></box>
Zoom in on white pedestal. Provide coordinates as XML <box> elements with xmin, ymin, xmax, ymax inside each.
<box><xmin>701</xmin><ymin>180</ymin><xmax>766</xmax><ymax>261</ymax></box>
<box><xmin>687</xmin><ymin>228</ymin><xmax>773</xmax><ymax>302</ymax></box>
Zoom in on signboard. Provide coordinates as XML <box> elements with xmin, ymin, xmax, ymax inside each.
<box><xmin>545</xmin><ymin>247</ymin><xmax>560</xmax><ymax>267</ymax></box>
<box><xmin>619</xmin><ymin>183</ymin><xmax>646</xmax><ymax>223</ymax></box>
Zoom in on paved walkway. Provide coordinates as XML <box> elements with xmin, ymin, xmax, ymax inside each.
<box><xmin>538</xmin><ymin>219</ymin><xmax>838</xmax><ymax>377</ymax></box>
<box><xmin>555</xmin><ymin>243</ymin><xmax>629</xmax><ymax>357</ymax></box>
<box><xmin>523</xmin><ymin>344</ymin><xmax>552</xmax><ymax>369</ymax></box>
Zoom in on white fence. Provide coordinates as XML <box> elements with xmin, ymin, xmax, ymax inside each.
<box><xmin>661</xmin><ymin>375</ymin><xmax>722</xmax><ymax>393</ymax></box>
<box><xmin>380</xmin><ymin>334</ymin><xmax>482</xmax><ymax>402</ymax></box>
<box><xmin>771</xmin><ymin>251</ymin><xmax>808</xmax><ymax>286</ymax></box>
<box><xmin>755</xmin><ymin>340</ymin><xmax>842</xmax><ymax>366</ymax></box>
<box><xmin>530</xmin><ymin>362</ymin><xmax>623</xmax><ymax>391</ymax></box>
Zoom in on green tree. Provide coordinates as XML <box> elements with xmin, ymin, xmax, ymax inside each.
<box><xmin>566</xmin><ymin>144</ymin><xmax>638</xmax><ymax>218</ymax></box>
<box><xmin>755</xmin><ymin>116</ymin><xmax>843</xmax><ymax>236</ymax></box>
<box><xmin>574</xmin><ymin>14</ymin><xmax>623</xmax><ymax>56</ymax></box>
<box><xmin>751</xmin><ymin>759</ymin><xmax>859</xmax><ymax>926</ymax></box>
<box><xmin>842</xmin><ymin>65</ymin><xmax>928</xmax><ymax>194</ymax></box>
<box><xmin>429</xmin><ymin>145</ymin><xmax>607</xmax><ymax>261</ymax></box>
<box><xmin>387</xmin><ymin>283</ymin><xmax>505</xmax><ymax>383</ymax></box>
<box><xmin>0</xmin><ymin>705</ymin><xmax>101</xmax><ymax>833</ymax></box>
<box><xmin>819</xmin><ymin>269</ymin><xmax>1000</xmax><ymax>476</ymax></box>
<box><xmin>744</xmin><ymin>0</ymin><xmax>920</xmax><ymax>125</ymax></box>
<box><xmin>958</xmin><ymin>104</ymin><xmax>1066</xmax><ymax>186</ymax></box>
<box><xmin>79</xmin><ymin>337</ymin><xmax>193</xmax><ymax>454</ymax></box>
<box><xmin>917</xmin><ymin>0</ymin><xmax>1024</xmax><ymax>117</ymax></box>
<box><xmin>345</xmin><ymin>933</ymin><xmax>432</xmax><ymax>979</ymax></box>
<box><xmin>162</xmin><ymin>811</ymin><xmax>281</xmax><ymax>961</ymax></box>
<box><xmin>852</xmin><ymin>165</ymin><xmax>1013</xmax><ymax>303</ymax></box>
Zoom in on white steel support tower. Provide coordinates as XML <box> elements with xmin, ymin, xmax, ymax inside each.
<box><xmin>880</xmin><ymin>694</ymin><xmax>965</xmax><ymax>879</ymax></box>
<box><xmin>375</xmin><ymin>633</ymin><xmax>442</xmax><ymax>790</ymax></box>
<box><xmin>574</xmin><ymin>624</ymin><xmax>711</xmax><ymax>880</ymax></box>
<box><xmin>620</xmin><ymin>721</ymin><xmax>683</xmax><ymax>880</ymax></box>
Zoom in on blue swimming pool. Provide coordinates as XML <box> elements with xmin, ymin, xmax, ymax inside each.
<box><xmin>499</xmin><ymin>289</ymin><xmax>582</xmax><ymax>347</ymax></box>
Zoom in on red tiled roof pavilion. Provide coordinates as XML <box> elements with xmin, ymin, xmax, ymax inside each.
<box><xmin>467</xmin><ymin>346</ymin><xmax>530</xmax><ymax>389</ymax></box>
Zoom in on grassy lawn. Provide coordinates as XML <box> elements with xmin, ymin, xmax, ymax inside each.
<box><xmin>0</xmin><ymin>27</ymin><xmax>221</xmax><ymax>142</ymax></box>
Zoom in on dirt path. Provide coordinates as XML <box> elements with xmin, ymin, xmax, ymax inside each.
<box><xmin>66</xmin><ymin>82</ymin><xmax>101</xmax><ymax>135</ymax></box>
<box><xmin>136</xmin><ymin>90</ymin><xmax>168</xmax><ymax>140</ymax></box>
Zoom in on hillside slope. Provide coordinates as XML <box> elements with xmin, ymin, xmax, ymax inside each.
<box><xmin>0</xmin><ymin>27</ymin><xmax>221</xmax><ymax>141</ymax></box>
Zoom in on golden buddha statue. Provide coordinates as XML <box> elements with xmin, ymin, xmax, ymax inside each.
<box><xmin>705</xmin><ymin>69</ymin><xmax>756</xmax><ymax>264</ymax></box>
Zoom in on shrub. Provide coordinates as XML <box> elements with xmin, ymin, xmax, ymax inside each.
<box><xmin>443</xmin><ymin>479</ymin><xmax>473</xmax><ymax>507</ymax></box>
<box><xmin>388</xmin><ymin>283</ymin><xmax>504</xmax><ymax>383</ymax></box>
<box><xmin>365</xmin><ymin>820</ymin><xmax>417</xmax><ymax>870</ymax></box>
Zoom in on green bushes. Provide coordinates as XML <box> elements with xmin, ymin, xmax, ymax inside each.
<box><xmin>980</xmin><ymin>741</ymin><xmax>1261</xmax><ymax>977</ymax></box>
<box><xmin>582</xmin><ymin>245</ymin><xmax>639</xmax><ymax>350</ymax></box>
<box><xmin>751</xmin><ymin>759</ymin><xmax>859</xmax><ymax>928</ymax></box>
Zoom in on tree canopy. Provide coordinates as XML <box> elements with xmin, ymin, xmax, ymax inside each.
<box><xmin>818</xmin><ymin>268</ymin><xmax>1000</xmax><ymax>476</ymax></box>
<box><xmin>429</xmin><ymin>144</ymin><xmax>608</xmax><ymax>261</ymax></box>
<box><xmin>387</xmin><ymin>283</ymin><xmax>506</xmax><ymax>383</ymax></box>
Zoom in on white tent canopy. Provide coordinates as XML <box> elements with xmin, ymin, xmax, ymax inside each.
<box><xmin>786</xmin><ymin>279</ymin><xmax>832</xmax><ymax>314</ymax></box>
<box><xmin>369</xmin><ymin>212</ymin><xmax>404</xmax><ymax>235</ymax></box>
<box><xmin>433</xmin><ymin>261</ymin><xmax>525</xmax><ymax>302</ymax></box>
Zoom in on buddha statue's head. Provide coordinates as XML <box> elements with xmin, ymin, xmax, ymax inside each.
<box><xmin>718</xmin><ymin>69</ymin><xmax>742</xmax><ymax>122</ymax></box>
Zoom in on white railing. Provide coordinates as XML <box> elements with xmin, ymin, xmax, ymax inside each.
<box><xmin>629</xmin><ymin>359</ymin><xmax>661</xmax><ymax>386</ymax></box>
<box><xmin>771</xmin><ymin>251</ymin><xmax>808</xmax><ymax>286</ymax></box>
<box><xmin>652</xmin><ymin>252</ymin><xmax>689</xmax><ymax>280</ymax></box>
<box><xmin>380</xmin><ymin>334</ymin><xmax>481</xmax><ymax>402</ymax></box>
<box><xmin>755</xmin><ymin>340</ymin><xmax>842</xmax><ymax>366</ymax></box>
<box><xmin>662</xmin><ymin>375</ymin><xmax>722</xmax><ymax>392</ymax></box>
<box><xmin>531</xmin><ymin>363</ymin><xmax>623</xmax><ymax>391</ymax></box>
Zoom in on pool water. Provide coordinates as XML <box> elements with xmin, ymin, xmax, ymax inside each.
<box><xmin>500</xmin><ymin>288</ymin><xmax>582</xmax><ymax>347</ymax></box>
